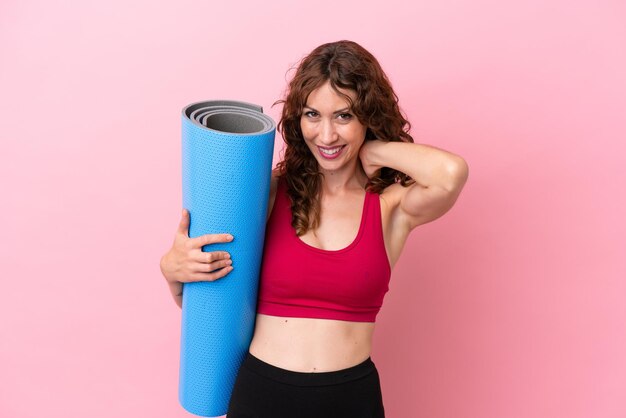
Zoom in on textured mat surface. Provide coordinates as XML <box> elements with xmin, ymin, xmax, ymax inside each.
<box><xmin>179</xmin><ymin>100</ymin><xmax>275</xmax><ymax>417</ymax></box>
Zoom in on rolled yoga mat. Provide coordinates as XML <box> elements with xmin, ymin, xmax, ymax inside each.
<box><xmin>179</xmin><ymin>100</ymin><xmax>275</xmax><ymax>417</ymax></box>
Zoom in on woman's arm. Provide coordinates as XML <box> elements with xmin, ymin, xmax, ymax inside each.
<box><xmin>360</xmin><ymin>140</ymin><xmax>469</xmax><ymax>230</ymax></box>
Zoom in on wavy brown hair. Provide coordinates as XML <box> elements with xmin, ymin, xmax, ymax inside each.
<box><xmin>274</xmin><ymin>40</ymin><xmax>416</xmax><ymax>236</ymax></box>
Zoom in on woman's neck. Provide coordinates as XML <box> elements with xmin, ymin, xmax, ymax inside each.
<box><xmin>319</xmin><ymin>162</ymin><xmax>369</xmax><ymax>197</ymax></box>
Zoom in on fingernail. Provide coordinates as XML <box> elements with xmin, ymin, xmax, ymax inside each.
<box><xmin>227</xmin><ymin>235</ymin><xmax>234</xmax><ymax>240</ymax></box>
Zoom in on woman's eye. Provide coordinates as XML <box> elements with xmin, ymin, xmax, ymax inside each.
<box><xmin>338</xmin><ymin>113</ymin><xmax>353</xmax><ymax>120</ymax></box>
<box><xmin>304</xmin><ymin>111</ymin><xmax>319</xmax><ymax>118</ymax></box>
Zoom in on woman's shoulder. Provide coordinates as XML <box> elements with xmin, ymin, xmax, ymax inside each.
<box><xmin>376</xmin><ymin>181</ymin><xmax>405</xmax><ymax>210</ymax></box>
<box><xmin>376</xmin><ymin>181</ymin><xmax>414</xmax><ymax>238</ymax></box>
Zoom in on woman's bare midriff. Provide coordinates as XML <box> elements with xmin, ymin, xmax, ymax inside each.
<box><xmin>248</xmin><ymin>313</ymin><xmax>375</xmax><ymax>372</ymax></box>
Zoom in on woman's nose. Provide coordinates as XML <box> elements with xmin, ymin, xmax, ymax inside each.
<box><xmin>319</xmin><ymin>119</ymin><xmax>338</xmax><ymax>144</ymax></box>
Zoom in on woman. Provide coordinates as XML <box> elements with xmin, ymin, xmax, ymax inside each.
<box><xmin>160</xmin><ymin>40</ymin><xmax>468</xmax><ymax>417</ymax></box>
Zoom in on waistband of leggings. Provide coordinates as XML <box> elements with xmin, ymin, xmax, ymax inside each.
<box><xmin>242</xmin><ymin>351</ymin><xmax>376</xmax><ymax>387</ymax></box>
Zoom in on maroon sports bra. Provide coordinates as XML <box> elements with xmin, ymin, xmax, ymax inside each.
<box><xmin>256</xmin><ymin>176</ymin><xmax>391</xmax><ymax>322</ymax></box>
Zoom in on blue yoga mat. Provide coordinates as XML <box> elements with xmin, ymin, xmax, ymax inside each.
<box><xmin>179</xmin><ymin>100</ymin><xmax>275</xmax><ymax>417</ymax></box>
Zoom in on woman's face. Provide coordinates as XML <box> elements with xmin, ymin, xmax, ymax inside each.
<box><xmin>300</xmin><ymin>80</ymin><xmax>367</xmax><ymax>173</ymax></box>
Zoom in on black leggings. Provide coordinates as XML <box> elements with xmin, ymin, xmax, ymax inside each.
<box><xmin>227</xmin><ymin>351</ymin><xmax>385</xmax><ymax>418</ymax></box>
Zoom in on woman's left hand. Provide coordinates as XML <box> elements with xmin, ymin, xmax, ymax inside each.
<box><xmin>359</xmin><ymin>139</ymin><xmax>385</xmax><ymax>179</ymax></box>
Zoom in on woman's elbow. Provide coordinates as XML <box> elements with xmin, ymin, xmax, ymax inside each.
<box><xmin>443</xmin><ymin>157</ymin><xmax>469</xmax><ymax>193</ymax></box>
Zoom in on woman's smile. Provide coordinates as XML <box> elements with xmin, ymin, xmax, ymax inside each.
<box><xmin>317</xmin><ymin>145</ymin><xmax>346</xmax><ymax>159</ymax></box>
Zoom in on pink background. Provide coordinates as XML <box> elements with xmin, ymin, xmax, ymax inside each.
<box><xmin>1</xmin><ymin>0</ymin><xmax>625</xmax><ymax>417</ymax></box>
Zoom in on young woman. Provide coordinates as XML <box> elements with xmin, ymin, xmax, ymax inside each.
<box><xmin>160</xmin><ymin>40</ymin><xmax>468</xmax><ymax>417</ymax></box>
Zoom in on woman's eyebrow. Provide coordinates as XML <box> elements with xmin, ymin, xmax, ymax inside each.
<box><xmin>303</xmin><ymin>105</ymin><xmax>351</xmax><ymax>114</ymax></box>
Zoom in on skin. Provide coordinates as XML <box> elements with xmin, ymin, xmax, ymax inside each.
<box><xmin>161</xmin><ymin>80</ymin><xmax>469</xmax><ymax>373</ymax></box>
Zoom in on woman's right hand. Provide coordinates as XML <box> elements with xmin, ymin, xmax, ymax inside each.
<box><xmin>160</xmin><ymin>209</ymin><xmax>234</xmax><ymax>308</ymax></box>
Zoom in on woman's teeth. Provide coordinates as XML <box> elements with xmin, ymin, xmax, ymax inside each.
<box><xmin>320</xmin><ymin>146</ymin><xmax>342</xmax><ymax>155</ymax></box>
<box><xmin>317</xmin><ymin>145</ymin><xmax>345</xmax><ymax>160</ymax></box>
